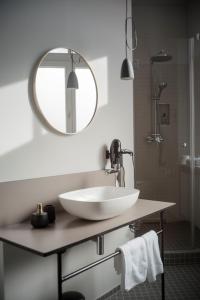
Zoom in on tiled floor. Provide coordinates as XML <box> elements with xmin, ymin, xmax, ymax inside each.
<box><xmin>101</xmin><ymin>265</ymin><xmax>200</xmax><ymax>300</ymax></box>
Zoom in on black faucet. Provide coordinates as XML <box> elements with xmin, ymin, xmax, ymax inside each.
<box><xmin>105</xmin><ymin>139</ymin><xmax>133</xmax><ymax>187</ymax></box>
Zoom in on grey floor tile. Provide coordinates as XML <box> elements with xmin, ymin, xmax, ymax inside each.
<box><xmin>101</xmin><ymin>265</ymin><xmax>200</xmax><ymax>300</ymax></box>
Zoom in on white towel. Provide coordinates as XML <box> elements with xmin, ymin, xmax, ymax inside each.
<box><xmin>115</xmin><ymin>237</ymin><xmax>148</xmax><ymax>291</ymax></box>
<box><xmin>142</xmin><ymin>230</ymin><xmax>163</xmax><ymax>282</ymax></box>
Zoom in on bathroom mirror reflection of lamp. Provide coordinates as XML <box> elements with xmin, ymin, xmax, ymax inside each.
<box><xmin>33</xmin><ymin>48</ymin><xmax>98</xmax><ymax>135</ymax></box>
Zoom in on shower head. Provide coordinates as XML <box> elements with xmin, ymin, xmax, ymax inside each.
<box><xmin>158</xmin><ymin>82</ymin><xmax>167</xmax><ymax>98</ymax></box>
<box><xmin>151</xmin><ymin>50</ymin><xmax>172</xmax><ymax>63</ymax></box>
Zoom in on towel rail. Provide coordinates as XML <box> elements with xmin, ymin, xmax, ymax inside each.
<box><xmin>61</xmin><ymin>229</ymin><xmax>163</xmax><ymax>283</ymax></box>
<box><xmin>62</xmin><ymin>251</ymin><xmax>120</xmax><ymax>282</ymax></box>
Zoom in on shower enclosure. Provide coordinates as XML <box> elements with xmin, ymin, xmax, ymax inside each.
<box><xmin>134</xmin><ymin>35</ymin><xmax>200</xmax><ymax>253</ymax></box>
<box><xmin>176</xmin><ymin>35</ymin><xmax>200</xmax><ymax>250</ymax></box>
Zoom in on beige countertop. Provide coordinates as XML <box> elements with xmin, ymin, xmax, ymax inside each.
<box><xmin>0</xmin><ymin>199</ymin><xmax>175</xmax><ymax>256</ymax></box>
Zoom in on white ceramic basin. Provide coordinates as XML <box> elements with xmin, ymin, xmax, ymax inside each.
<box><xmin>59</xmin><ymin>186</ymin><xmax>140</xmax><ymax>221</ymax></box>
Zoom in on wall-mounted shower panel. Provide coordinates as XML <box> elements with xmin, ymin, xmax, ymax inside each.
<box><xmin>159</xmin><ymin>104</ymin><xmax>170</xmax><ymax>125</ymax></box>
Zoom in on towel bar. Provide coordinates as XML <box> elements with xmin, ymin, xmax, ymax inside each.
<box><xmin>62</xmin><ymin>229</ymin><xmax>163</xmax><ymax>282</ymax></box>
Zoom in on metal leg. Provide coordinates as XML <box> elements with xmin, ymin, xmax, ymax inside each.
<box><xmin>160</xmin><ymin>211</ymin><xmax>165</xmax><ymax>300</ymax></box>
<box><xmin>57</xmin><ymin>252</ymin><xmax>63</xmax><ymax>300</ymax></box>
<box><xmin>97</xmin><ymin>235</ymin><xmax>104</xmax><ymax>256</ymax></box>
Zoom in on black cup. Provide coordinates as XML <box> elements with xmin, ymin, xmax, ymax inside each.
<box><xmin>44</xmin><ymin>205</ymin><xmax>56</xmax><ymax>223</ymax></box>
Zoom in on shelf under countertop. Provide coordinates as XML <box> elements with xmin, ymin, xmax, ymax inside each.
<box><xmin>0</xmin><ymin>199</ymin><xmax>175</xmax><ymax>257</ymax></box>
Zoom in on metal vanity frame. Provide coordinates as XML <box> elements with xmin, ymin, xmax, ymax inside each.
<box><xmin>0</xmin><ymin>200</ymin><xmax>173</xmax><ymax>300</ymax></box>
<box><xmin>56</xmin><ymin>211</ymin><xmax>165</xmax><ymax>300</ymax></box>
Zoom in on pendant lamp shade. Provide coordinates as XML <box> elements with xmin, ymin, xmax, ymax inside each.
<box><xmin>120</xmin><ymin>0</ymin><xmax>137</xmax><ymax>80</ymax></box>
<box><xmin>67</xmin><ymin>70</ymin><xmax>79</xmax><ymax>89</ymax></box>
<box><xmin>120</xmin><ymin>58</ymin><xmax>134</xmax><ymax>80</ymax></box>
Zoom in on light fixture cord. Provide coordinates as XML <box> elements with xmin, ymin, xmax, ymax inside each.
<box><xmin>71</xmin><ymin>52</ymin><xmax>74</xmax><ymax>71</ymax></box>
<box><xmin>125</xmin><ymin>0</ymin><xmax>137</xmax><ymax>53</ymax></box>
<box><xmin>125</xmin><ymin>0</ymin><xmax>128</xmax><ymax>58</ymax></box>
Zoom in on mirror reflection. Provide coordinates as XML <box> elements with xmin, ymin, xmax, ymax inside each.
<box><xmin>34</xmin><ymin>48</ymin><xmax>97</xmax><ymax>134</ymax></box>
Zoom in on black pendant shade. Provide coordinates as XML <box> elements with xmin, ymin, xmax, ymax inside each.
<box><xmin>120</xmin><ymin>58</ymin><xmax>134</xmax><ymax>80</ymax></box>
<box><xmin>67</xmin><ymin>70</ymin><xmax>79</xmax><ymax>89</ymax></box>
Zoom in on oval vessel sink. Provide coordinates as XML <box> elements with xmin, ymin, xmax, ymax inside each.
<box><xmin>59</xmin><ymin>186</ymin><xmax>140</xmax><ymax>221</ymax></box>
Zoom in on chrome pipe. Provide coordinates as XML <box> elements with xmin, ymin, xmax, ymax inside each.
<box><xmin>62</xmin><ymin>251</ymin><xmax>120</xmax><ymax>282</ymax></box>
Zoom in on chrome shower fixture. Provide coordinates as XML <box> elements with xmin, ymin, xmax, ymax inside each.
<box><xmin>151</xmin><ymin>50</ymin><xmax>172</xmax><ymax>63</ymax></box>
<box><xmin>152</xmin><ymin>82</ymin><xmax>168</xmax><ymax>101</ymax></box>
<box><xmin>157</xmin><ymin>82</ymin><xmax>168</xmax><ymax>98</ymax></box>
<box><xmin>146</xmin><ymin>50</ymin><xmax>172</xmax><ymax>144</ymax></box>
<box><xmin>159</xmin><ymin>81</ymin><xmax>167</xmax><ymax>89</ymax></box>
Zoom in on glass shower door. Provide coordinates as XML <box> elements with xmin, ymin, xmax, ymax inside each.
<box><xmin>188</xmin><ymin>35</ymin><xmax>200</xmax><ymax>248</ymax></box>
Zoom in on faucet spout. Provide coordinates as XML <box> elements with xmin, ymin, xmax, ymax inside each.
<box><xmin>121</xmin><ymin>149</ymin><xmax>133</xmax><ymax>156</ymax></box>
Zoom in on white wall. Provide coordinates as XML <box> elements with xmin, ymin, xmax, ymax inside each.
<box><xmin>0</xmin><ymin>0</ymin><xmax>133</xmax><ymax>183</ymax></box>
<box><xmin>0</xmin><ymin>1</ymin><xmax>134</xmax><ymax>299</ymax></box>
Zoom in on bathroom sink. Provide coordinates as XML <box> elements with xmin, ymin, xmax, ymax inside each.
<box><xmin>59</xmin><ymin>186</ymin><xmax>140</xmax><ymax>221</ymax></box>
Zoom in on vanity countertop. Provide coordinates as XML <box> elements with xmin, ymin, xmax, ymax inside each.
<box><xmin>0</xmin><ymin>199</ymin><xmax>175</xmax><ymax>257</ymax></box>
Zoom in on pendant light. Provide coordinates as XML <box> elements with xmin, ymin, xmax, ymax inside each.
<box><xmin>120</xmin><ymin>0</ymin><xmax>137</xmax><ymax>80</ymax></box>
<box><xmin>67</xmin><ymin>50</ymin><xmax>79</xmax><ymax>89</ymax></box>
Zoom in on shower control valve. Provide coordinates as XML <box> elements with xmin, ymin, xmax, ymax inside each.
<box><xmin>146</xmin><ymin>136</ymin><xmax>154</xmax><ymax>143</ymax></box>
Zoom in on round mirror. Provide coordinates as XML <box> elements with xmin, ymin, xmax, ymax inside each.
<box><xmin>33</xmin><ymin>48</ymin><xmax>98</xmax><ymax>134</ymax></box>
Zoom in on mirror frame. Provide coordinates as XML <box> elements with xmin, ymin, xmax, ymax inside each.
<box><xmin>32</xmin><ymin>48</ymin><xmax>98</xmax><ymax>135</ymax></box>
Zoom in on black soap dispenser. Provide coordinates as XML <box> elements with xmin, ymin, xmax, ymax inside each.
<box><xmin>31</xmin><ymin>203</ymin><xmax>49</xmax><ymax>229</ymax></box>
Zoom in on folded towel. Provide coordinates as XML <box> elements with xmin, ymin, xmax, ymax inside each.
<box><xmin>142</xmin><ymin>230</ymin><xmax>163</xmax><ymax>282</ymax></box>
<box><xmin>115</xmin><ymin>237</ymin><xmax>148</xmax><ymax>291</ymax></box>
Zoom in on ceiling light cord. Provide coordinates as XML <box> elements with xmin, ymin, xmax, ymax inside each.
<box><xmin>125</xmin><ymin>0</ymin><xmax>138</xmax><ymax>54</ymax></box>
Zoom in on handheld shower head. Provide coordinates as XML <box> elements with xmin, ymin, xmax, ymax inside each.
<box><xmin>153</xmin><ymin>82</ymin><xmax>168</xmax><ymax>99</ymax></box>
<box><xmin>159</xmin><ymin>82</ymin><xmax>167</xmax><ymax>89</ymax></box>
<box><xmin>158</xmin><ymin>82</ymin><xmax>167</xmax><ymax>97</ymax></box>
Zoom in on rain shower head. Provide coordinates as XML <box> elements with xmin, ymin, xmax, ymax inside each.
<box><xmin>151</xmin><ymin>50</ymin><xmax>172</xmax><ymax>63</ymax></box>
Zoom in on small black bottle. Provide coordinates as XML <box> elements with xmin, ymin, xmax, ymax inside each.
<box><xmin>31</xmin><ymin>203</ymin><xmax>49</xmax><ymax>229</ymax></box>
